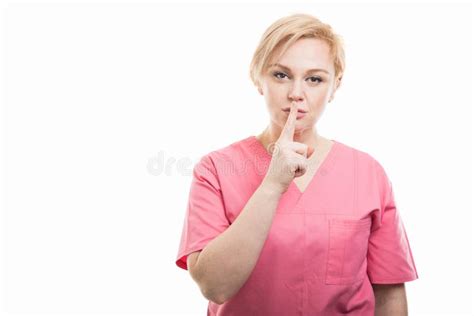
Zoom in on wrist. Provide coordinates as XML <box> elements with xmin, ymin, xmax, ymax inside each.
<box><xmin>261</xmin><ymin>177</ymin><xmax>286</xmax><ymax>196</ymax></box>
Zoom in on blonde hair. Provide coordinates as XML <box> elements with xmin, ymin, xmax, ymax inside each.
<box><xmin>249</xmin><ymin>13</ymin><xmax>346</xmax><ymax>89</ymax></box>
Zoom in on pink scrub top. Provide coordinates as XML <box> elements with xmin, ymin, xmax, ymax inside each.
<box><xmin>176</xmin><ymin>136</ymin><xmax>419</xmax><ymax>315</ymax></box>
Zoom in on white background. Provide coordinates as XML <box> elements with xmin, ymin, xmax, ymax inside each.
<box><xmin>1</xmin><ymin>0</ymin><xmax>473</xmax><ymax>315</ymax></box>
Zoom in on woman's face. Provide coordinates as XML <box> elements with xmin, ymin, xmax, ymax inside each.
<box><xmin>258</xmin><ymin>37</ymin><xmax>341</xmax><ymax>135</ymax></box>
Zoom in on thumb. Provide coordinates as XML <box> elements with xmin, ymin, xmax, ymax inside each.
<box><xmin>307</xmin><ymin>146</ymin><xmax>315</xmax><ymax>158</ymax></box>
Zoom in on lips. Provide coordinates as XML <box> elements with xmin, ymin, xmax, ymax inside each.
<box><xmin>282</xmin><ymin>107</ymin><xmax>308</xmax><ymax>113</ymax></box>
<box><xmin>282</xmin><ymin>108</ymin><xmax>307</xmax><ymax>119</ymax></box>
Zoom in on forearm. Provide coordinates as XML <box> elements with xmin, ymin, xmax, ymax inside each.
<box><xmin>373</xmin><ymin>283</ymin><xmax>408</xmax><ymax>316</ymax></box>
<box><xmin>194</xmin><ymin>178</ymin><xmax>283</xmax><ymax>304</ymax></box>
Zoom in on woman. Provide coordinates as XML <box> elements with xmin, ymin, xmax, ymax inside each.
<box><xmin>176</xmin><ymin>13</ymin><xmax>419</xmax><ymax>315</ymax></box>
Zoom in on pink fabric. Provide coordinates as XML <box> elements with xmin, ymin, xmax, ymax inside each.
<box><xmin>176</xmin><ymin>136</ymin><xmax>418</xmax><ymax>315</ymax></box>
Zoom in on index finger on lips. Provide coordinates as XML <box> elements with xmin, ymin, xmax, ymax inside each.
<box><xmin>279</xmin><ymin>101</ymin><xmax>298</xmax><ymax>142</ymax></box>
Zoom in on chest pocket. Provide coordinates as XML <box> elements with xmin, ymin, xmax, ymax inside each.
<box><xmin>325</xmin><ymin>217</ymin><xmax>372</xmax><ymax>285</ymax></box>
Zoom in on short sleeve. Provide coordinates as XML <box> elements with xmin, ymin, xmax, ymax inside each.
<box><xmin>367</xmin><ymin>160</ymin><xmax>419</xmax><ymax>284</ymax></box>
<box><xmin>175</xmin><ymin>154</ymin><xmax>231</xmax><ymax>270</ymax></box>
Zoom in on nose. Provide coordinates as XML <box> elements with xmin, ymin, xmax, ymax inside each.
<box><xmin>288</xmin><ymin>80</ymin><xmax>304</xmax><ymax>102</ymax></box>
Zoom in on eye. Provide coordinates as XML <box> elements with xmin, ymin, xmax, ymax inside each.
<box><xmin>273</xmin><ymin>71</ymin><xmax>288</xmax><ymax>79</ymax></box>
<box><xmin>309</xmin><ymin>76</ymin><xmax>323</xmax><ymax>83</ymax></box>
<box><xmin>272</xmin><ymin>71</ymin><xmax>323</xmax><ymax>84</ymax></box>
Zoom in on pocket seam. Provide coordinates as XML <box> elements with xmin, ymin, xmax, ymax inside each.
<box><xmin>325</xmin><ymin>217</ymin><xmax>371</xmax><ymax>285</ymax></box>
<box><xmin>329</xmin><ymin>217</ymin><xmax>371</xmax><ymax>227</ymax></box>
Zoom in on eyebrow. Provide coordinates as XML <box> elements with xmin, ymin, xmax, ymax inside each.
<box><xmin>269</xmin><ymin>63</ymin><xmax>329</xmax><ymax>74</ymax></box>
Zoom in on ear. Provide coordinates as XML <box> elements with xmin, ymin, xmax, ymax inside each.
<box><xmin>328</xmin><ymin>75</ymin><xmax>342</xmax><ymax>103</ymax></box>
<box><xmin>258</xmin><ymin>86</ymin><xmax>263</xmax><ymax>95</ymax></box>
<box><xmin>334</xmin><ymin>75</ymin><xmax>342</xmax><ymax>91</ymax></box>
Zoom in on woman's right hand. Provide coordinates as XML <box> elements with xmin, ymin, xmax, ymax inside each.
<box><xmin>262</xmin><ymin>101</ymin><xmax>315</xmax><ymax>194</ymax></box>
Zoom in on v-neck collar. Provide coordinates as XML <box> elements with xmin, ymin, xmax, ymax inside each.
<box><xmin>248</xmin><ymin>135</ymin><xmax>340</xmax><ymax>197</ymax></box>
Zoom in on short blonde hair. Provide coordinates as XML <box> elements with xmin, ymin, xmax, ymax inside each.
<box><xmin>249</xmin><ymin>13</ymin><xmax>346</xmax><ymax>89</ymax></box>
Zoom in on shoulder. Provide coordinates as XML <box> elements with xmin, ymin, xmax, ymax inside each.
<box><xmin>334</xmin><ymin>140</ymin><xmax>384</xmax><ymax>169</ymax></box>
<box><xmin>336</xmin><ymin>140</ymin><xmax>394</xmax><ymax>211</ymax></box>
<box><xmin>193</xmin><ymin>136</ymin><xmax>256</xmax><ymax>175</ymax></box>
<box><xmin>334</xmin><ymin>139</ymin><xmax>390</xmax><ymax>184</ymax></box>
